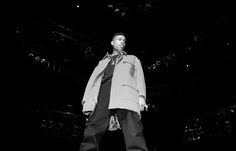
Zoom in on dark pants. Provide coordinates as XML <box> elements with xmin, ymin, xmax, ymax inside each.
<box><xmin>79</xmin><ymin>79</ymin><xmax>148</xmax><ymax>151</ymax></box>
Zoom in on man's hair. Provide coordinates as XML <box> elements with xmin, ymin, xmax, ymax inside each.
<box><xmin>112</xmin><ymin>32</ymin><xmax>126</xmax><ymax>40</ymax></box>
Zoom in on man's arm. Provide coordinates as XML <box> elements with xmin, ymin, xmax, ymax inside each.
<box><xmin>81</xmin><ymin>64</ymin><xmax>99</xmax><ymax>105</ymax></box>
<box><xmin>135</xmin><ymin>57</ymin><xmax>148</xmax><ymax>111</ymax></box>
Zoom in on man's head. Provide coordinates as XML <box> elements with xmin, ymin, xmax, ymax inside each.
<box><xmin>111</xmin><ymin>32</ymin><xmax>126</xmax><ymax>52</ymax></box>
<box><xmin>112</xmin><ymin>32</ymin><xmax>126</xmax><ymax>40</ymax></box>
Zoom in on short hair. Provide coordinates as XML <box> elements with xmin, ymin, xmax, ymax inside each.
<box><xmin>112</xmin><ymin>32</ymin><xmax>126</xmax><ymax>40</ymax></box>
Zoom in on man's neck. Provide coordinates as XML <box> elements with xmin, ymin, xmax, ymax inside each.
<box><xmin>112</xmin><ymin>49</ymin><xmax>122</xmax><ymax>56</ymax></box>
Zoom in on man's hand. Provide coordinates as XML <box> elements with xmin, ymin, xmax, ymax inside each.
<box><xmin>139</xmin><ymin>96</ymin><xmax>148</xmax><ymax>111</ymax></box>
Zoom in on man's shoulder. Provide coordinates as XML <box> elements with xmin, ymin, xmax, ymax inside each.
<box><xmin>125</xmin><ymin>54</ymin><xmax>141</xmax><ymax>62</ymax></box>
<box><xmin>125</xmin><ymin>54</ymin><xmax>137</xmax><ymax>59</ymax></box>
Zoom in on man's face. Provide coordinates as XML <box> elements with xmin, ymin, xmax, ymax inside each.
<box><xmin>111</xmin><ymin>35</ymin><xmax>126</xmax><ymax>51</ymax></box>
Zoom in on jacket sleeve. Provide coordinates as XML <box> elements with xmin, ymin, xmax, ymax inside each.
<box><xmin>81</xmin><ymin>64</ymin><xmax>99</xmax><ymax>105</ymax></box>
<box><xmin>135</xmin><ymin>57</ymin><xmax>146</xmax><ymax>100</ymax></box>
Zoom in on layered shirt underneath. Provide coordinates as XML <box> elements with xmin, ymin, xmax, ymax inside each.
<box><xmin>101</xmin><ymin>54</ymin><xmax>121</xmax><ymax>131</ymax></box>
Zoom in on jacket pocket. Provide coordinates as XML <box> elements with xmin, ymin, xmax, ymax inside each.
<box><xmin>121</xmin><ymin>84</ymin><xmax>139</xmax><ymax>102</ymax></box>
<box><xmin>123</xmin><ymin>61</ymin><xmax>135</xmax><ymax>77</ymax></box>
<box><xmin>123</xmin><ymin>61</ymin><xmax>134</xmax><ymax>66</ymax></box>
<box><xmin>122</xmin><ymin>84</ymin><xmax>139</xmax><ymax>93</ymax></box>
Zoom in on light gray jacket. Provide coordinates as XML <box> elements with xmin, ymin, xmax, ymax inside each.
<box><xmin>82</xmin><ymin>54</ymin><xmax>146</xmax><ymax>115</ymax></box>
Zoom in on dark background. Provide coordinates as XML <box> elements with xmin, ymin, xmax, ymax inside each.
<box><xmin>12</xmin><ymin>0</ymin><xmax>235</xmax><ymax>151</ymax></box>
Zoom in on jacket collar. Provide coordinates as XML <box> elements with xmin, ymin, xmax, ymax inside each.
<box><xmin>102</xmin><ymin>50</ymin><xmax>127</xmax><ymax>60</ymax></box>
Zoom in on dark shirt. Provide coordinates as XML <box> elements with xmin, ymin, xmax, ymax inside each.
<box><xmin>101</xmin><ymin>55</ymin><xmax>119</xmax><ymax>84</ymax></box>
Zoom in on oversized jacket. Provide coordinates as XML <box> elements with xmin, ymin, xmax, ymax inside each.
<box><xmin>82</xmin><ymin>54</ymin><xmax>146</xmax><ymax>115</ymax></box>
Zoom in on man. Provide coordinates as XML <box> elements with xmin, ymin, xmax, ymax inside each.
<box><xmin>79</xmin><ymin>32</ymin><xmax>148</xmax><ymax>151</ymax></box>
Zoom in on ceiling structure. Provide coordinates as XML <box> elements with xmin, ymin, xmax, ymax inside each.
<box><xmin>16</xmin><ymin>0</ymin><xmax>233</xmax><ymax>66</ymax></box>
<box><xmin>16</xmin><ymin>0</ymin><xmax>234</xmax><ymax>115</ymax></box>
